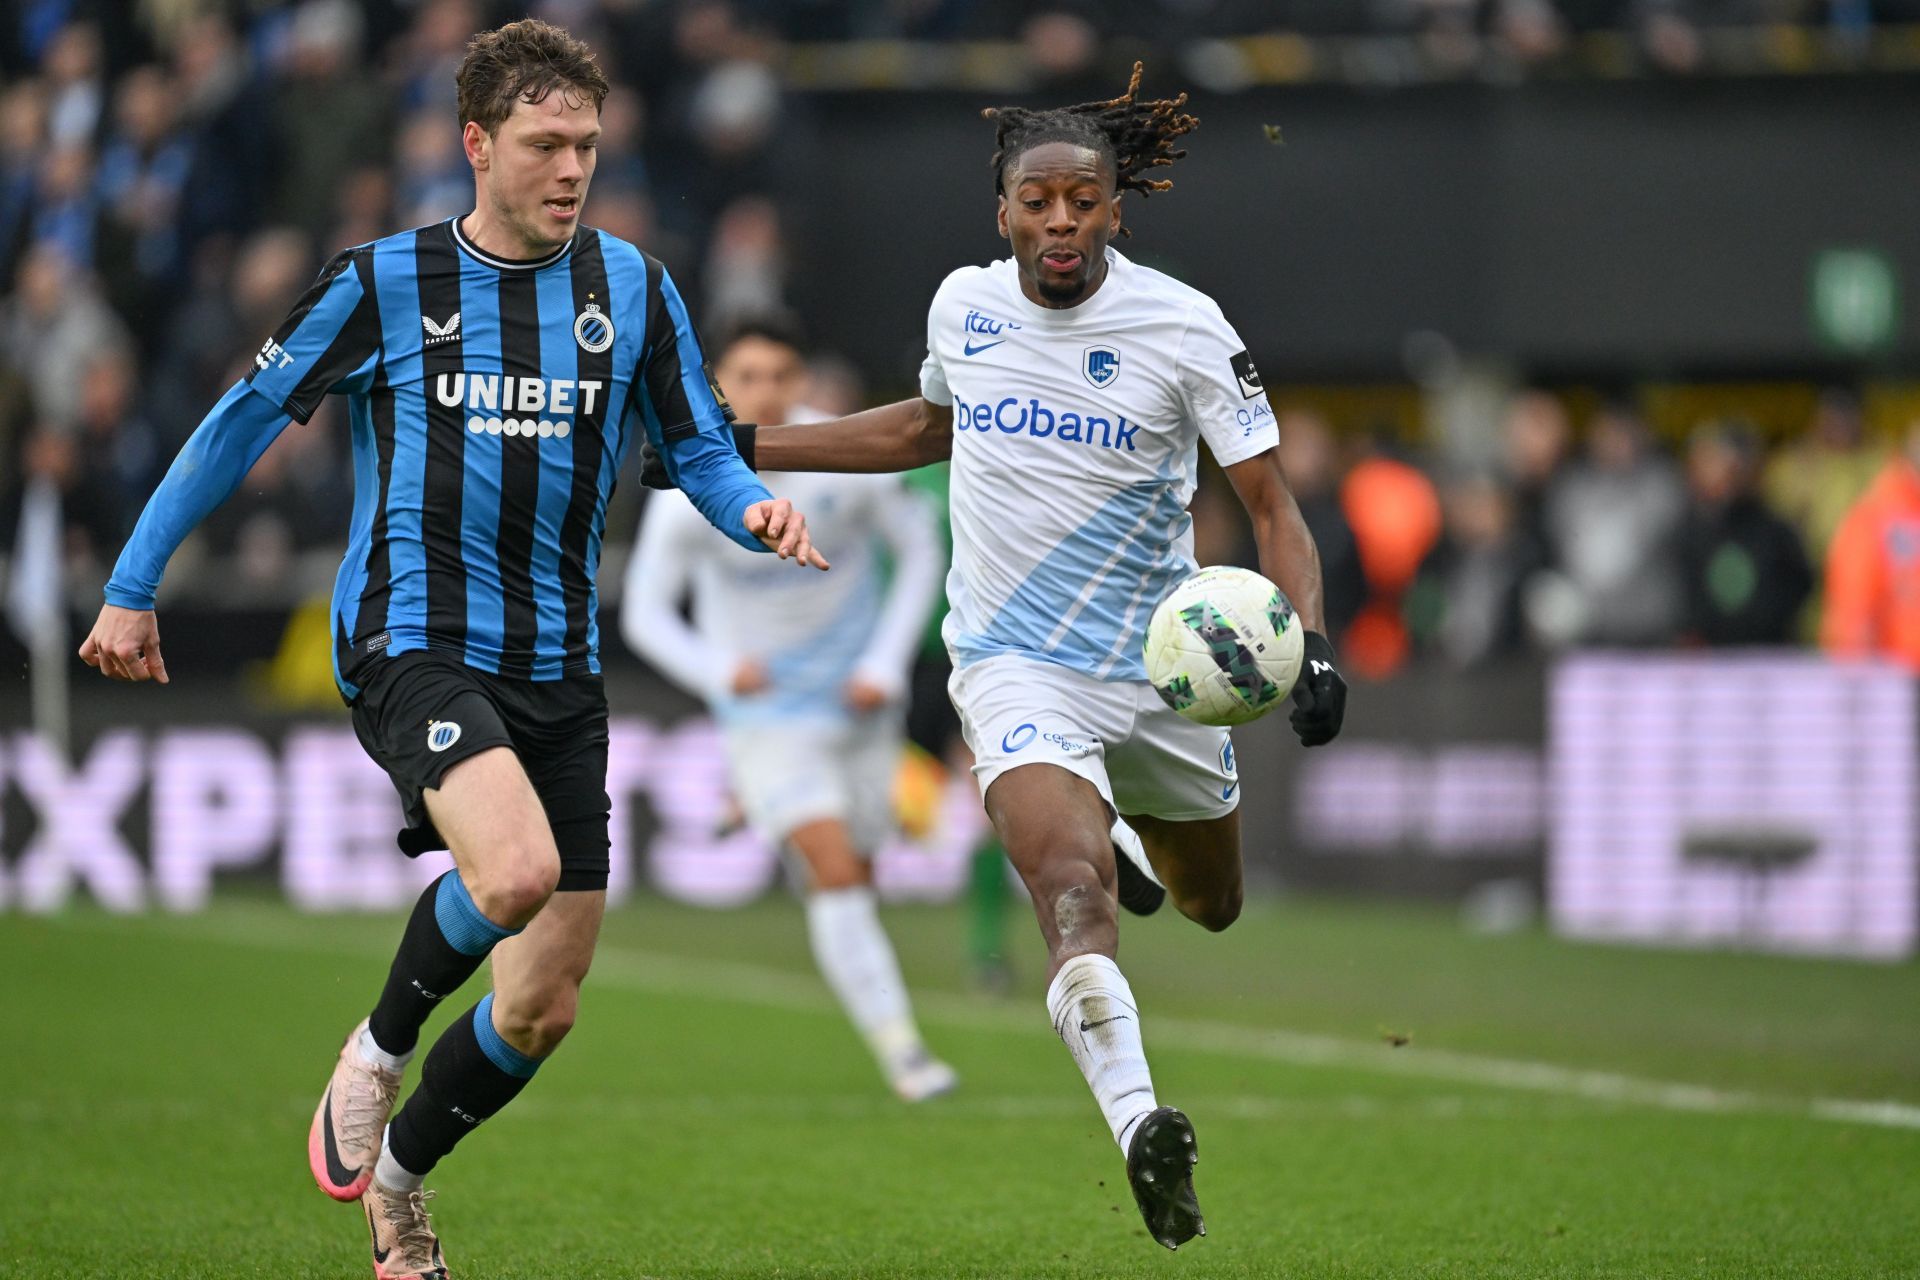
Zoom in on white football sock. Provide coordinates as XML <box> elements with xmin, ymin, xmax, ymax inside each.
<box><xmin>373</xmin><ymin>1126</ymin><xmax>425</xmax><ymax>1192</ymax></box>
<box><xmin>806</xmin><ymin>886</ymin><xmax>924</xmax><ymax>1067</ymax></box>
<box><xmin>359</xmin><ymin>1024</ymin><xmax>412</xmax><ymax>1074</ymax></box>
<box><xmin>1046</xmin><ymin>953</ymin><xmax>1157</xmax><ymax>1152</ymax></box>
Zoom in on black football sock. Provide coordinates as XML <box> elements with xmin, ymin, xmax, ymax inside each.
<box><xmin>383</xmin><ymin>994</ymin><xmax>542</xmax><ymax>1178</ymax></box>
<box><xmin>367</xmin><ymin>871</ymin><xmax>521</xmax><ymax>1057</ymax></box>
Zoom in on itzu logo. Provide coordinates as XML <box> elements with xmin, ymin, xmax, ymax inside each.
<box><xmin>1083</xmin><ymin>345</ymin><xmax>1121</xmax><ymax>388</ymax></box>
<box><xmin>426</xmin><ymin>720</ymin><xmax>463</xmax><ymax>753</ymax></box>
<box><xmin>573</xmin><ymin>303</ymin><xmax>614</xmax><ymax>354</ymax></box>
<box><xmin>962</xmin><ymin>308</ymin><xmax>1019</xmax><ymax>357</ymax></box>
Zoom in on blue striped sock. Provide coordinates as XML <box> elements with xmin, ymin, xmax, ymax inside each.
<box><xmin>434</xmin><ymin>871</ymin><xmax>521</xmax><ymax>956</ymax></box>
<box><xmin>368</xmin><ymin>871</ymin><xmax>522</xmax><ymax>1057</ymax></box>
<box><xmin>472</xmin><ymin>994</ymin><xmax>543</xmax><ymax>1079</ymax></box>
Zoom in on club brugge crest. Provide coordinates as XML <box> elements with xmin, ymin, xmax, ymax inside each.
<box><xmin>573</xmin><ymin>303</ymin><xmax>614</xmax><ymax>354</ymax></box>
<box><xmin>1083</xmin><ymin>345</ymin><xmax>1120</xmax><ymax>388</ymax></box>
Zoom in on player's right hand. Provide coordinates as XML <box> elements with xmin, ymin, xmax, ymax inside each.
<box><xmin>79</xmin><ymin>604</ymin><xmax>169</xmax><ymax>684</ymax></box>
<box><xmin>730</xmin><ymin>660</ymin><xmax>771</xmax><ymax>696</ymax></box>
<box><xmin>745</xmin><ymin>498</ymin><xmax>830</xmax><ymax>570</ymax></box>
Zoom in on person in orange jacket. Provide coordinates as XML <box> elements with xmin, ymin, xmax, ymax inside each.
<box><xmin>1821</xmin><ymin>422</ymin><xmax>1920</xmax><ymax>670</ymax></box>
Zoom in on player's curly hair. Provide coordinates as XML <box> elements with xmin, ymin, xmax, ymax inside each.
<box><xmin>982</xmin><ymin>62</ymin><xmax>1199</xmax><ymax>235</ymax></box>
<box><xmin>456</xmin><ymin>19</ymin><xmax>610</xmax><ymax>136</ymax></box>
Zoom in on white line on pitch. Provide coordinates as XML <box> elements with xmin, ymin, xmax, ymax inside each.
<box><xmin>63</xmin><ymin>910</ymin><xmax>1920</xmax><ymax>1133</ymax></box>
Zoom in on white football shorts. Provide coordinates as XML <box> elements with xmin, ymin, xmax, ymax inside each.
<box><xmin>721</xmin><ymin>719</ymin><xmax>903</xmax><ymax>853</ymax></box>
<box><xmin>949</xmin><ymin>653</ymin><xmax>1240</xmax><ymax>823</ymax></box>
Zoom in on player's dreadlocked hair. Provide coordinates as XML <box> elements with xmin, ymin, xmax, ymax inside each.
<box><xmin>982</xmin><ymin>62</ymin><xmax>1199</xmax><ymax>236</ymax></box>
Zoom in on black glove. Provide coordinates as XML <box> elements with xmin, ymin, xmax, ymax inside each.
<box><xmin>638</xmin><ymin>421</ymin><xmax>759</xmax><ymax>490</ymax></box>
<box><xmin>1289</xmin><ymin>631</ymin><xmax>1347</xmax><ymax>747</ymax></box>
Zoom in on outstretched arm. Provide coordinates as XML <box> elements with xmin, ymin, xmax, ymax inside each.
<box><xmin>754</xmin><ymin>397</ymin><xmax>954</xmax><ymax>474</ymax></box>
<box><xmin>1225</xmin><ymin>447</ymin><xmax>1347</xmax><ymax>746</ymax></box>
<box><xmin>1224</xmin><ymin>447</ymin><xmax>1325</xmax><ymax>636</ymax></box>
<box><xmin>80</xmin><ymin>381</ymin><xmax>296</xmax><ymax>683</ymax></box>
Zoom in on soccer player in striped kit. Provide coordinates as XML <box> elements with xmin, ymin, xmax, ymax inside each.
<box><xmin>78</xmin><ymin>21</ymin><xmax>826</xmax><ymax>1279</ymax></box>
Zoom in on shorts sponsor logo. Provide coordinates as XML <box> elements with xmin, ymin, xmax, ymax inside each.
<box><xmin>1083</xmin><ymin>344</ymin><xmax>1121</xmax><ymax>388</ymax></box>
<box><xmin>1221</xmin><ymin>778</ymin><xmax>1239</xmax><ymax>801</ymax></box>
<box><xmin>427</xmin><ymin>721</ymin><xmax>462</xmax><ymax>753</ymax></box>
<box><xmin>1044</xmin><ymin>731</ymin><xmax>1089</xmax><ymax>754</ymax></box>
<box><xmin>1001</xmin><ymin>723</ymin><xmax>1038</xmax><ymax>752</ymax></box>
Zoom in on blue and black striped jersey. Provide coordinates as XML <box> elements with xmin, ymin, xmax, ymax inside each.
<box><xmin>108</xmin><ymin>217</ymin><xmax>771</xmax><ymax>695</ymax></box>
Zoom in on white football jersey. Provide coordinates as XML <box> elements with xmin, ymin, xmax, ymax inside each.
<box><xmin>921</xmin><ymin>248</ymin><xmax>1278</xmax><ymax>682</ymax></box>
<box><xmin>621</xmin><ymin>451</ymin><xmax>943</xmax><ymax>727</ymax></box>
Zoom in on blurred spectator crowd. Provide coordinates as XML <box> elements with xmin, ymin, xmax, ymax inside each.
<box><xmin>1192</xmin><ymin>387</ymin><xmax>1917</xmax><ymax>680</ymax></box>
<box><xmin>1</xmin><ymin>0</ymin><xmax>1917</xmax><ymax>678</ymax></box>
<box><xmin>0</xmin><ymin>0</ymin><xmax>842</xmax><ymax>610</ymax></box>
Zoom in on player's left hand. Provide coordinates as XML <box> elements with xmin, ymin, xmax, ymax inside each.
<box><xmin>745</xmin><ymin>498</ymin><xmax>830</xmax><ymax>570</ymax></box>
<box><xmin>1289</xmin><ymin>631</ymin><xmax>1347</xmax><ymax>747</ymax></box>
<box><xmin>843</xmin><ymin>678</ymin><xmax>892</xmax><ymax>714</ymax></box>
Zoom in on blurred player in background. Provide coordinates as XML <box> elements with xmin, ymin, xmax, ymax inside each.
<box><xmin>78</xmin><ymin>21</ymin><xmax>826</xmax><ymax>1280</ymax></box>
<box><xmin>646</xmin><ymin>65</ymin><xmax>1349</xmax><ymax>1252</ymax></box>
<box><xmin>622</xmin><ymin>318</ymin><xmax>956</xmax><ymax>1101</ymax></box>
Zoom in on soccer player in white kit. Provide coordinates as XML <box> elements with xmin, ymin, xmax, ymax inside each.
<box><xmin>621</xmin><ymin>320</ymin><xmax>958</xmax><ymax>1102</ymax></box>
<box><xmin>640</xmin><ymin>66</ymin><xmax>1348</xmax><ymax>1250</ymax></box>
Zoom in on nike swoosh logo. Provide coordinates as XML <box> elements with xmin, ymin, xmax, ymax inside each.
<box><xmin>321</xmin><ymin>1086</ymin><xmax>362</xmax><ymax>1188</ymax></box>
<box><xmin>1221</xmin><ymin>780</ymin><xmax>1239</xmax><ymax>800</ymax></box>
<box><xmin>1080</xmin><ymin>1014</ymin><xmax>1131</xmax><ymax>1033</ymax></box>
<box><xmin>963</xmin><ymin>338</ymin><xmax>1006</xmax><ymax>356</ymax></box>
<box><xmin>367</xmin><ymin>1201</ymin><xmax>389</xmax><ymax>1263</ymax></box>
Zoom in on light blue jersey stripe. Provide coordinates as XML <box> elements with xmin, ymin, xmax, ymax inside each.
<box><xmin>456</xmin><ymin>266</ymin><xmax>506</xmax><ymax>673</ymax></box>
<box><xmin>373</xmin><ymin>237</ymin><xmax>428</xmax><ymax>638</ymax></box>
<box><xmin>954</xmin><ymin>479</ymin><xmax>1191</xmax><ymax>680</ymax></box>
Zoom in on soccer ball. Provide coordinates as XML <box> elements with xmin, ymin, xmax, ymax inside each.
<box><xmin>1143</xmin><ymin>566</ymin><xmax>1304</xmax><ymax>726</ymax></box>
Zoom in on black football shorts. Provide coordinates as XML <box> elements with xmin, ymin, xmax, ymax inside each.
<box><xmin>349</xmin><ymin>649</ymin><xmax>612</xmax><ymax>891</ymax></box>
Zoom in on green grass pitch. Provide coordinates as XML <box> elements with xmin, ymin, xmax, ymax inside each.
<box><xmin>4</xmin><ymin>893</ymin><xmax>1917</xmax><ymax>1278</ymax></box>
